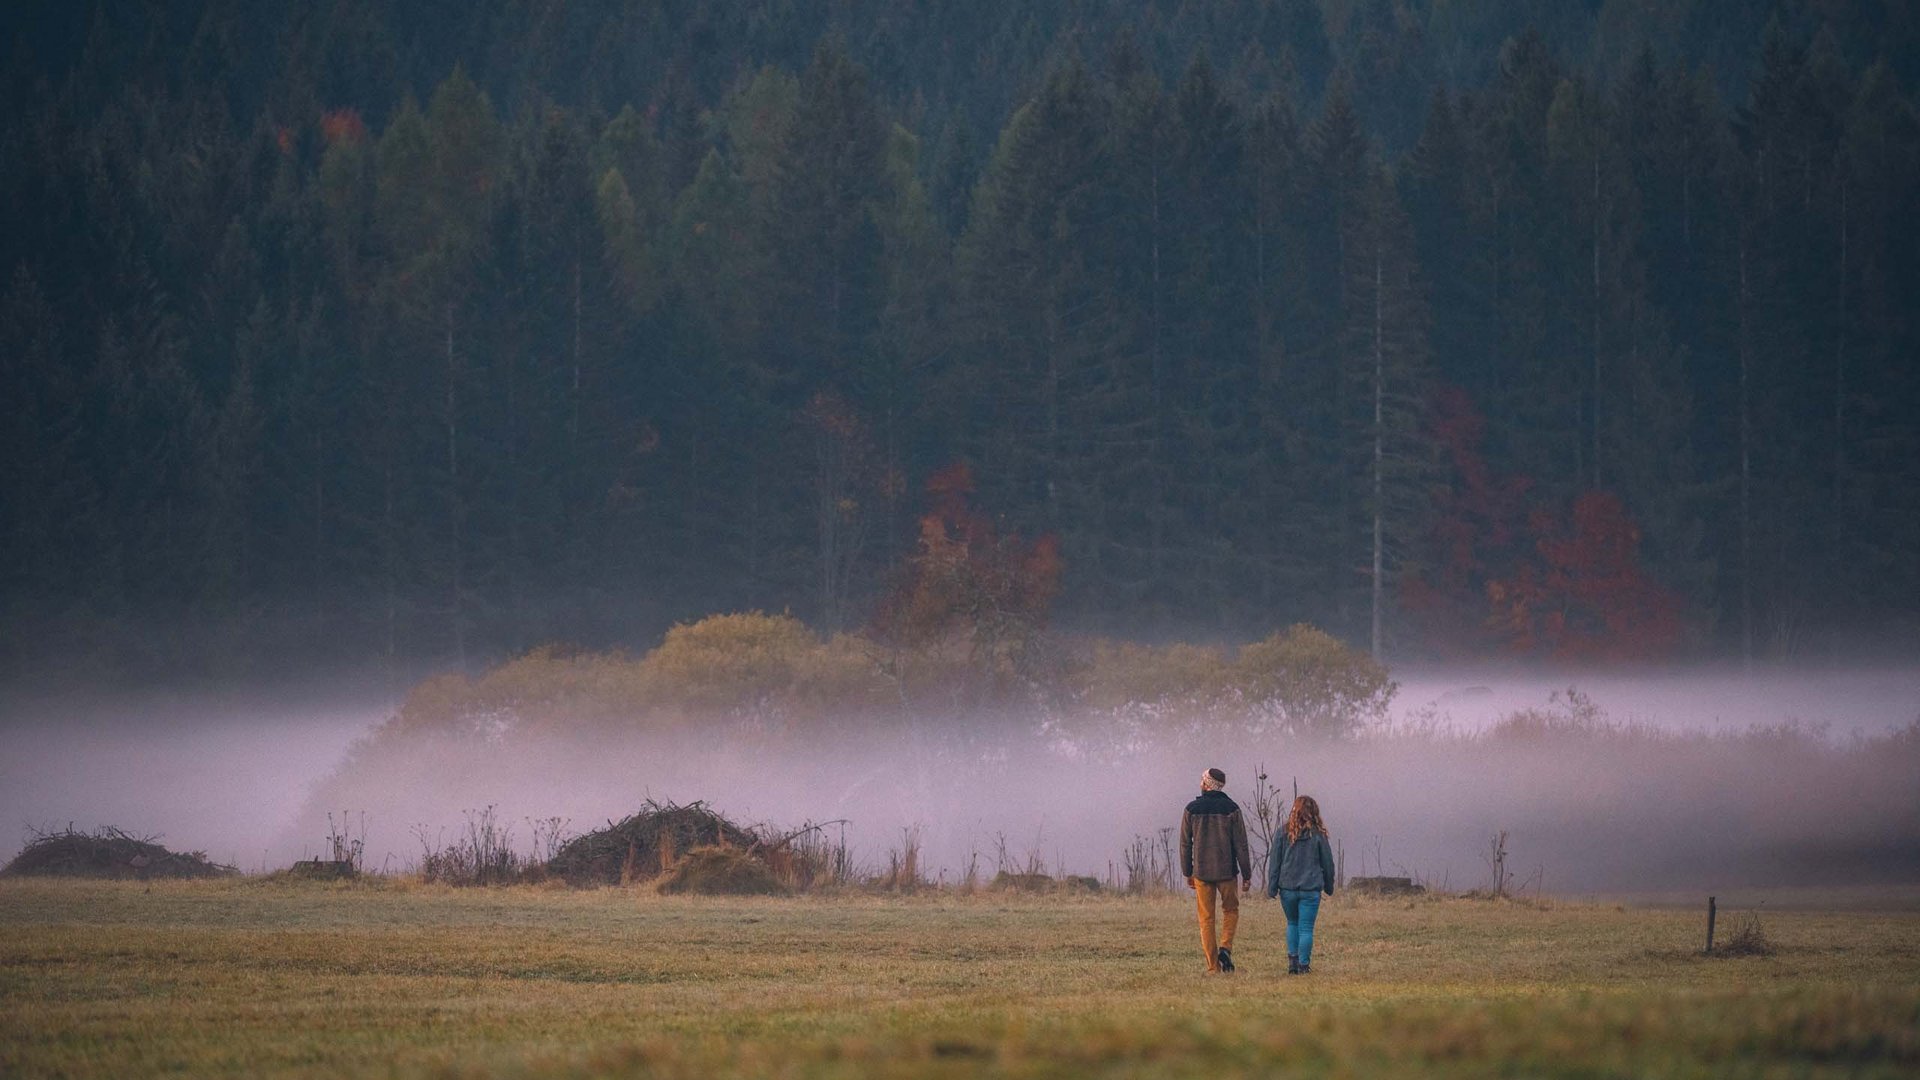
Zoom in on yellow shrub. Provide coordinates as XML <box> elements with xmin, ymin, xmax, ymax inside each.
<box><xmin>380</xmin><ymin>619</ymin><xmax>1392</xmax><ymax>743</ymax></box>
<box><xmin>1081</xmin><ymin>639</ymin><xmax>1233</xmax><ymax>710</ymax></box>
<box><xmin>1234</xmin><ymin>624</ymin><xmax>1395</xmax><ymax>738</ymax></box>
<box><xmin>386</xmin><ymin>648</ymin><xmax>658</xmax><ymax>736</ymax></box>
<box><xmin>639</xmin><ymin>612</ymin><xmax>821</xmax><ymax>708</ymax></box>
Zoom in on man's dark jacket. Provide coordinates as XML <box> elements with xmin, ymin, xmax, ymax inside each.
<box><xmin>1179</xmin><ymin>789</ymin><xmax>1252</xmax><ymax>883</ymax></box>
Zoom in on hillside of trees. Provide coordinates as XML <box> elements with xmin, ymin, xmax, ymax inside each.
<box><xmin>3</xmin><ymin>1</ymin><xmax>1917</xmax><ymax>680</ymax></box>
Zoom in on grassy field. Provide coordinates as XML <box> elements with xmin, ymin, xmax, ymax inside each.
<box><xmin>1</xmin><ymin>879</ymin><xmax>1915</xmax><ymax>1078</ymax></box>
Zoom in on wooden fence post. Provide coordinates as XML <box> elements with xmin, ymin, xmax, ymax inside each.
<box><xmin>1705</xmin><ymin>896</ymin><xmax>1717</xmax><ymax>953</ymax></box>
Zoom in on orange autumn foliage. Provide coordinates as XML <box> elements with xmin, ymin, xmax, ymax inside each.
<box><xmin>1487</xmin><ymin>491</ymin><xmax>1685</xmax><ymax>661</ymax></box>
<box><xmin>1407</xmin><ymin>386</ymin><xmax>1686</xmax><ymax>661</ymax></box>
<box><xmin>874</xmin><ymin>464</ymin><xmax>1062</xmax><ymax>676</ymax></box>
<box><xmin>321</xmin><ymin>108</ymin><xmax>368</xmax><ymax>145</ymax></box>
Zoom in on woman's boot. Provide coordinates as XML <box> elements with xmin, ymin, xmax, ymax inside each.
<box><xmin>1286</xmin><ymin>955</ymin><xmax>1299</xmax><ymax>975</ymax></box>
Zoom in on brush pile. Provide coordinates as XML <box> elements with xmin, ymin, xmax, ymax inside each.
<box><xmin>1</xmin><ymin>826</ymin><xmax>235</xmax><ymax>879</ymax></box>
<box><xmin>545</xmin><ymin>800</ymin><xmax>759</xmax><ymax>886</ymax></box>
<box><xmin>654</xmin><ymin>846</ymin><xmax>788</xmax><ymax>896</ymax></box>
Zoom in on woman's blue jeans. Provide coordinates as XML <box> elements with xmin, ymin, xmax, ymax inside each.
<box><xmin>1279</xmin><ymin>888</ymin><xmax>1323</xmax><ymax>965</ymax></box>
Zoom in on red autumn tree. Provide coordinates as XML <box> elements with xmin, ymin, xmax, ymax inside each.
<box><xmin>873</xmin><ymin>463</ymin><xmax>1062</xmax><ymax>683</ymax></box>
<box><xmin>1487</xmin><ymin>491</ymin><xmax>1685</xmax><ymax>660</ymax></box>
<box><xmin>1406</xmin><ymin>386</ymin><xmax>1685</xmax><ymax>661</ymax></box>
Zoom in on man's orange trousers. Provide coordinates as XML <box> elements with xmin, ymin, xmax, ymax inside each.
<box><xmin>1192</xmin><ymin>877</ymin><xmax>1240</xmax><ymax>971</ymax></box>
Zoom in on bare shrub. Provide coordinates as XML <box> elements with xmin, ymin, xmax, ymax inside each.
<box><xmin>527</xmin><ymin>816</ymin><xmax>572</xmax><ymax>863</ymax></box>
<box><xmin>325</xmin><ymin>811</ymin><xmax>367</xmax><ymax>871</ymax></box>
<box><xmin>1120</xmin><ymin>832</ymin><xmax>1175</xmax><ymax>894</ymax></box>
<box><xmin>1484</xmin><ymin>687</ymin><xmax>1616</xmax><ymax>741</ymax></box>
<box><xmin>1019</xmin><ymin>826</ymin><xmax>1047</xmax><ymax>877</ymax></box>
<box><xmin>1246</xmin><ymin>766</ymin><xmax>1291</xmax><ymax>885</ymax></box>
<box><xmin>1485</xmin><ymin>830</ymin><xmax>1512</xmax><ymax>898</ymax></box>
<box><xmin>1719</xmin><ymin>910</ymin><xmax>1776</xmax><ymax>957</ymax></box>
<box><xmin>880</xmin><ymin>825</ymin><xmax>924</xmax><ymax>891</ymax></box>
<box><xmin>415</xmin><ymin>806</ymin><xmax>526</xmax><ymax>885</ymax></box>
<box><xmin>758</xmin><ymin>819</ymin><xmax>851</xmax><ymax>892</ymax></box>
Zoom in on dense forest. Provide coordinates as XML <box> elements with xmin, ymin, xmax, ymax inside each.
<box><xmin>3</xmin><ymin>0</ymin><xmax>1918</xmax><ymax>680</ymax></box>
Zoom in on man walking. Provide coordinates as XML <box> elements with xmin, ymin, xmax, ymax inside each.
<box><xmin>1180</xmin><ymin>767</ymin><xmax>1252</xmax><ymax>973</ymax></box>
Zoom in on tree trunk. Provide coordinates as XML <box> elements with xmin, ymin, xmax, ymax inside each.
<box><xmin>1591</xmin><ymin>149</ymin><xmax>1603</xmax><ymax>489</ymax></box>
<box><xmin>446</xmin><ymin>303</ymin><xmax>465</xmax><ymax>668</ymax></box>
<box><xmin>1148</xmin><ymin>156</ymin><xmax>1166</xmax><ymax>588</ymax></box>
<box><xmin>1371</xmin><ymin>246</ymin><xmax>1385</xmax><ymax>660</ymax></box>
<box><xmin>382</xmin><ymin>450</ymin><xmax>397</xmax><ymax>678</ymax></box>
<box><xmin>312</xmin><ymin>426</ymin><xmax>324</xmax><ymax>624</ymax></box>
<box><xmin>1737</xmin><ymin>231</ymin><xmax>1754</xmax><ymax>669</ymax></box>
<box><xmin>1831</xmin><ymin>175</ymin><xmax>1848</xmax><ymax>612</ymax></box>
<box><xmin>571</xmin><ymin>259</ymin><xmax>582</xmax><ymax>455</ymax></box>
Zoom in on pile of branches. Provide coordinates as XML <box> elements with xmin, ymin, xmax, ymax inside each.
<box><xmin>1</xmin><ymin>825</ymin><xmax>235</xmax><ymax>879</ymax></box>
<box><xmin>654</xmin><ymin>845</ymin><xmax>788</xmax><ymax>896</ymax></box>
<box><xmin>546</xmin><ymin>799</ymin><xmax>761</xmax><ymax>886</ymax></box>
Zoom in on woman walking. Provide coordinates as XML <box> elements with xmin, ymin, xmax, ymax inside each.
<box><xmin>1265</xmin><ymin>795</ymin><xmax>1335</xmax><ymax>975</ymax></box>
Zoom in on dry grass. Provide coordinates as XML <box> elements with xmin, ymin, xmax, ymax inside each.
<box><xmin>0</xmin><ymin>879</ymin><xmax>1915</xmax><ymax>1078</ymax></box>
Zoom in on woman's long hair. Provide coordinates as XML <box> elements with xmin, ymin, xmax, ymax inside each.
<box><xmin>1285</xmin><ymin>795</ymin><xmax>1326</xmax><ymax>842</ymax></box>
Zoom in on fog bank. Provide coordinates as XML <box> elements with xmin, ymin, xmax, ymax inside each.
<box><xmin>0</xmin><ymin>686</ymin><xmax>388</xmax><ymax>870</ymax></box>
<box><xmin>1392</xmin><ymin>664</ymin><xmax>1920</xmax><ymax>736</ymax></box>
<box><xmin>4</xmin><ymin>664</ymin><xmax>1916</xmax><ymax>891</ymax></box>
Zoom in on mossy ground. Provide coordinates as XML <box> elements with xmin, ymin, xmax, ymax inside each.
<box><xmin>1</xmin><ymin>879</ymin><xmax>1914</xmax><ymax>1078</ymax></box>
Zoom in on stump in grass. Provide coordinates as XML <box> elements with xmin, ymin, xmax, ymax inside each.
<box><xmin>286</xmin><ymin>859</ymin><xmax>357</xmax><ymax>881</ymax></box>
<box><xmin>654</xmin><ymin>846</ymin><xmax>788</xmax><ymax>896</ymax></box>
<box><xmin>991</xmin><ymin>872</ymin><xmax>1054</xmax><ymax>892</ymax></box>
<box><xmin>990</xmin><ymin>872</ymin><xmax>1100</xmax><ymax>893</ymax></box>
<box><xmin>0</xmin><ymin>826</ymin><xmax>235</xmax><ymax>880</ymax></box>
<box><xmin>1349</xmin><ymin>876</ymin><xmax>1426</xmax><ymax>897</ymax></box>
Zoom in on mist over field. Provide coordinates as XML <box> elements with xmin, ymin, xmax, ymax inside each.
<box><xmin>6</xmin><ymin>663</ymin><xmax>1914</xmax><ymax>892</ymax></box>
